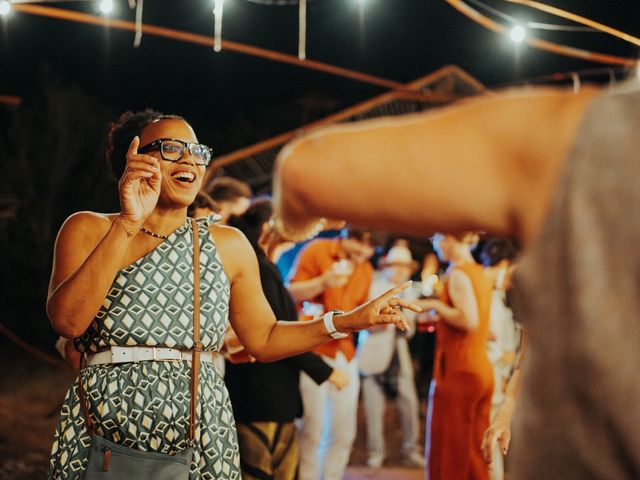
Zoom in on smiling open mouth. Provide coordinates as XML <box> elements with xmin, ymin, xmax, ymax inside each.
<box><xmin>171</xmin><ymin>172</ymin><xmax>196</xmax><ymax>183</ymax></box>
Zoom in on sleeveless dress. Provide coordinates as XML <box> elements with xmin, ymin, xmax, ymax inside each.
<box><xmin>48</xmin><ymin>217</ymin><xmax>241</xmax><ymax>480</ymax></box>
<box><xmin>426</xmin><ymin>263</ymin><xmax>494</xmax><ymax>480</ymax></box>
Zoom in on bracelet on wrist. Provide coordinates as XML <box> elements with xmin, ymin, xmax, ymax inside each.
<box><xmin>118</xmin><ymin>215</ymin><xmax>140</xmax><ymax>238</ymax></box>
<box><xmin>269</xmin><ymin>215</ymin><xmax>327</xmax><ymax>242</ymax></box>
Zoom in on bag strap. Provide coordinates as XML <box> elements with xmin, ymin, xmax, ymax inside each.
<box><xmin>189</xmin><ymin>218</ymin><xmax>201</xmax><ymax>444</ymax></box>
<box><xmin>77</xmin><ymin>218</ymin><xmax>202</xmax><ymax>447</ymax></box>
<box><xmin>77</xmin><ymin>353</ymin><xmax>96</xmax><ymax>436</ymax></box>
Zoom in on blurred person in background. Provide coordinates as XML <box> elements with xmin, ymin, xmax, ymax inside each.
<box><xmin>359</xmin><ymin>243</ymin><xmax>426</xmax><ymax>469</ymax></box>
<box><xmin>411</xmin><ymin>248</ymin><xmax>445</xmax><ymax>404</ymax></box>
<box><xmin>479</xmin><ymin>238</ymin><xmax>524</xmax><ymax>480</ymax></box>
<box><xmin>207</xmin><ymin>176</ymin><xmax>252</xmax><ymax>225</ymax></box>
<box><xmin>225</xmin><ymin>199</ymin><xmax>350</xmax><ymax>480</ymax></box>
<box><xmin>204</xmin><ymin>178</ymin><xmax>251</xmax><ymax>376</ymax></box>
<box><xmin>287</xmin><ymin>228</ymin><xmax>375</xmax><ymax>480</ymax></box>
<box><xmin>420</xmin><ymin>233</ymin><xmax>494</xmax><ymax>480</ymax></box>
<box><xmin>187</xmin><ymin>190</ymin><xmax>218</xmax><ymax>220</ymax></box>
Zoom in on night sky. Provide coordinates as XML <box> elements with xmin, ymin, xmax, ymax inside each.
<box><xmin>2</xmin><ymin>0</ymin><xmax>639</xmax><ymax>156</ymax></box>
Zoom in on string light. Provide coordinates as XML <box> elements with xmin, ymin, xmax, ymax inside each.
<box><xmin>99</xmin><ymin>0</ymin><xmax>114</xmax><ymax>14</ymax></box>
<box><xmin>506</xmin><ymin>0</ymin><xmax>640</xmax><ymax>47</ymax></box>
<box><xmin>298</xmin><ymin>0</ymin><xmax>306</xmax><ymax>60</ymax></box>
<box><xmin>133</xmin><ymin>0</ymin><xmax>144</xmax><ymax>47</ymax></box>
<box><xmin>446</xmin><ymin>0</ymin><xmax>636</xmax><ymax>66</ymax></box>
<box><xmin>213</xmin><ymin>0</ymin><xmax>223</xmax><ymax>52</ymax></box>
<box><xmin>468</xmin><ymin>0</ymin><xmax>596</xmax><ymax>33</ymax></box>
<box><xmin>510</xmin><ymin>25</ymin><xmax>526</xmax><ymax>43</ymax></box>
<box><xmin>0</xmin><ymin>1</ymin><xmax>11</xmax><ymax>16</ymax></box>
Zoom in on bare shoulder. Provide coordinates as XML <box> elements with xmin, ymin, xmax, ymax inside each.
<box><xmin>448</xmin><ymin>268</ymin><xmax>475</xmax><ymax>299</ymax></box>
<box><xmin>449</xmin><ymin>267</ymin><xmax>472</xmax><ymax>285</ymax></box>
<box><xmin>50</xmin><ymin>212</ymin><xmax>118</xmax><ymax>292</ymax></box>
<box><xmin>208</xmin><ymin>223</ymin><xmax>257</xmax><ymax>282</ymax></box>
<box><xmin>57</xmin><ymin>211</ymin><xmax>115</xmax><ymax>248</ymax></box>
<box><xmin>208</xmin><ymin>222</ymin><xmax>251</xmax><ymax>248</ymax></box>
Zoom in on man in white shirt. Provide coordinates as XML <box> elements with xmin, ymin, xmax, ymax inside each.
<box><xmin>359</xmin><ymin>244</ymin><xmax>426</xmax><ymax>469</ymax></box>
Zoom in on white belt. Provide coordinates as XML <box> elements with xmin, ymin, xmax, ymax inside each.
<box><xmin>85</xmin><ymin>346</ymin><xmax>215</xmax><ymax>366</ymax></box>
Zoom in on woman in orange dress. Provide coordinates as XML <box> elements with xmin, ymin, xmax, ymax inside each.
<box><xmin>420</xmin><ymin>233</ymin><xmax>494</xmax><ymax>480</ymax></box>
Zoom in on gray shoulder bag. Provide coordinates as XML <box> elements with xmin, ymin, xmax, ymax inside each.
<box><xmin>79</xmin><ymin>219</ymin><xmax>203</xmax><ymax>479</ymax></box>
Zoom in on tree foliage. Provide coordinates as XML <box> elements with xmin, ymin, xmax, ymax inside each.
<box><xmin>0</xmin><ymin>82</ymin><xmax>118</xmax><ymax>346</ymax></box>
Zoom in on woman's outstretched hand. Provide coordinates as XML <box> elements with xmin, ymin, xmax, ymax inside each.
<box><xmin>119</xmin><ymin>136</ymin><xmax>162</xmax><ymax>229</ymax></box>
<box><xmin>334</xmin><ymin>281</ymin><xmax>421</xmax><ymax>333</ymax></box>
<box><xmin>481</xmin><ymin>413</ymin><xmax>512</xmax><ymax>464</ymax></box>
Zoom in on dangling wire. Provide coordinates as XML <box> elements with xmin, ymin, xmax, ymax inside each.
<box><xmin>607</xmin><ymin>69</ymin><xmax>616</xmax><ymax>90</ymax></box>
<box><xmin>445</xmin><ymin>0</ymin><xmax>637</xmax><ymax>67</ymax></box>
<box><xmin>298</xmin><ymin>0</ymin><xmax>306</xmax><ymax>60</ymax></box>
<box><xmin>467</xmin><ymin>0</ymin><xmax>597</xmax><ymax>32</ymax></box>
<box><xmin>214</xmin><ymin>0</ymin><xmax>224</xmax><ymax>52</ymax></box>
<box><xmin>570</xmin><ymin>72</ymin><xmax>580</xmax><ymax>94</ymax></box>
<box><xmin>132</xmin><ymin>0</ymin><xmax>143</xmax><ymax>48</ymax></box>
<box><xmin>504</xmin><ymin>0</ymin><xmax>640</xmax><ymax>47</ymax></box>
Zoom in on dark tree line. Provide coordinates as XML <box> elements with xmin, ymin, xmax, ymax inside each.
<box><xmin>0</xmin><ymin>82</ymin><xmax>118</xmax><ymax>348</ymax></box>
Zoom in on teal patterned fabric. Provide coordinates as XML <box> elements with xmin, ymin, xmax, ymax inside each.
<box><xmin>48</xmin><ymin>217</ymin><xmax>241</xmax><ymax>479</ymax></box>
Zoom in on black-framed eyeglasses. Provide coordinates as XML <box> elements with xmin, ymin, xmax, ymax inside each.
<box><xmin>138</xmin><ymin>138</ymin><xmax>213</xmax><ymax>167</ymax></box>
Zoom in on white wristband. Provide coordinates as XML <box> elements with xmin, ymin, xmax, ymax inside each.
<box><xmin>323</xmin><ymin>310</ymin><xmax>348</xmax><ymax>339</ymax></box>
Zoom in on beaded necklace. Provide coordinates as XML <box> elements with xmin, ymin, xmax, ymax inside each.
<box><xmin>140</xmin><ymin>225</ymin><xmax>169</xmax><ymax>240</ymax></box>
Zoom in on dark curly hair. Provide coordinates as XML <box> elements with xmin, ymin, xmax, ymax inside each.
<box><xmin>105</xmin><ymin>109</ymin><xmax>185</xmax><ymax>179</ymax></box>
<box><xmin>479</xmin><ymin>237</ymin><xmax>520</xmax><ymax>267</ymax></box>
<box><xmin>227</xmin><ymin>199</ymin><xmax>273</xmax><ymax>253</ymax></box>
<box><xmin>207</xmin><ymin>176</ymin><xmax>252</xmax><ymax>202</ymax></box>
<box><xmin>187</xmin><ymin>191</ymin><xmax>219</xmax><ymax>218</ymax></box>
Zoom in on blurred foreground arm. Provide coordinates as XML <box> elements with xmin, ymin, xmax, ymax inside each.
<box><xmin>273</xmin><ymin>88</ymin><xmax>597</xmax><ymax>244</ymax></box>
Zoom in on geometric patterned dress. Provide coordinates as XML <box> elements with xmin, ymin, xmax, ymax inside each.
<box><xmin>48</xmin><ymin>217</ymin><xmax>241</xmax><ymax>479</ymax></box>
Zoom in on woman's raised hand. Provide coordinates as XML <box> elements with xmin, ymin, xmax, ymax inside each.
<box><xmin>119</xmin><ymin>136</ymin><xmax>162</xmax><ymax>229</ymax></box>
<box><xmin>334</xmin><ymin>281</ymin><xmax>421</xmax><ymax>333</ymax></box>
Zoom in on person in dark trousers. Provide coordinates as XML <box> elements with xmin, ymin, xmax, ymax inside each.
<box><xmin>225</xmin><ymin>199</ymin><xmax>349</xmax><ymax>480</ymax></box>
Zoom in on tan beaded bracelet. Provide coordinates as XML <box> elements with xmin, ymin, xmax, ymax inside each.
<box><xmin>269</xmin><ymin>216</ymin><xmax>327</xmax><ymax>242</ymax></box>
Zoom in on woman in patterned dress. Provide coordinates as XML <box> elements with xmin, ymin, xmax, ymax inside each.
<box><xmin>46</xmin><ymin>110</ymin><xmax>418</xmax><ymax>479</ymax></box>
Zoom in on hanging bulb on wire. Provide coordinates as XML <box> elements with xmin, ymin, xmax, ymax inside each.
<box><xmin>510</xmin><ymin>24</ymin><xmax>526</xmax><ymax>43</ymax></box>
<box><xmin>99</xmin><ymin>0</ymin><xmax>114</xmax><ymax>14</ymax></box>
<box><xmin>214</xmin><ymin>0</ymin><xmax>224</xmax><ymax>52</ymax></box>
<box><xmin>0</xmin><ymin>1</ymin><xmax>11</xmax><ymax>16</ymax></box>
<box><xmin>133</xmin><ymin>0</ymin><xmax>144</xmax><ymax>47</ymax></box>
<box><xmin>298</xmin><ymin>0</ymin><xmax>307</xmax><ymax>60</ymax></box>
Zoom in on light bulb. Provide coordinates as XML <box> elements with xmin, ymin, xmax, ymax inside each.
<box><xmin>0</xmin><ymin>1</ymin><xmax>11</xmax><ymax>16</ymax></box>
<box><xmin>510</xmin><ymin>25</ymin><xmax>526</xmax><ymax>43</ymax></box>
<box><xmin>99</xmin><ymin>0</ymin><xmax>114</xmax><ymax>14</ymax></box>
<box><xmin>213</xmin><ymin>0</ymin><xmax>224</xmax><ymax>16</ymax></box>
